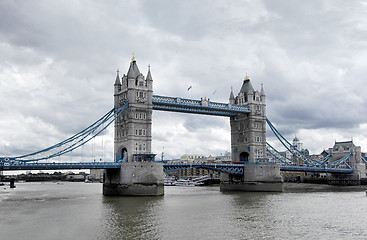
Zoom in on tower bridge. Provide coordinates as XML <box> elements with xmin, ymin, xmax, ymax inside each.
<box><xmin>1</xmin><ymin>57</ymin><xmax>366</xmax><ymax>195</ymax></box>
<box><xmin>112</xmin><ymin>59</ymin><xmax>269</xmax><ymax>166</ymax></box>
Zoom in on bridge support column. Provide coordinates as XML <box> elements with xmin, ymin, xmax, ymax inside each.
<box><xmin>103</xmin><ymin>162</ymin><xmax>164</xmax><ymax>196</ymax></box>
<box><xmin>220</xmin><ymin>163</ymin><xmax>283</xmax><ymax>192</ymax></box>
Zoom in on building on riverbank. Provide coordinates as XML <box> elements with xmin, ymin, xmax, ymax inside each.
<box><xmin>164</xmin><ymin>152</ymin><xmax>231</xmax><ymax>179</ymax></box>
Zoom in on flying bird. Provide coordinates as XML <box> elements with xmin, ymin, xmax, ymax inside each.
<box><xmin>187</xmin><ymin>85</ymin><xmax>192</xmax><ymax>91</ymax></box>
<box><xmin>213</xmin><ymin>89</ymin><xmax>217</xmax><ymax>95</ymax></box>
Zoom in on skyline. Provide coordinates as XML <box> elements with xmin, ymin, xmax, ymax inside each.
<box><xmin>1</xmin><ymin>1</ymin><xmax>367</xmax><ymax>161</ymax></box>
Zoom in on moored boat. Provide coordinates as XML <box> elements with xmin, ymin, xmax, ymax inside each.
<box><xmin>164</xmin><ymin>175</ymin><xmax>176</xmax><ymax>186</ymax></box>
<box><xmin>174</xmin><ymin>179</ymin><xmax>196</xmax><ymax>187</ymax></box>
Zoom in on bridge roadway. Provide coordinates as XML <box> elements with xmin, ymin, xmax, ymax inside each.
<box><xmin>1</xmin><ymin>161</ymin><xmax>353</xmax><ymax>174</ymax></box>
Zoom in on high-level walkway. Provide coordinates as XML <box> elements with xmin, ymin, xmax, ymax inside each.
<box><xmin>152</xmin><ymin>95</ymin><xmax>250</xmax><ymax>116</ymax></box>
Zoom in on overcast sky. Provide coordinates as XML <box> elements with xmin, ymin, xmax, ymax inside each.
<box><xmin>1</xmin><ymin>0</ymin><xmax>367</xmax><ymax>162</ymax></box>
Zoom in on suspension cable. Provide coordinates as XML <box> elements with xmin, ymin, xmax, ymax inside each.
<box><xmin>1</xmin><ymin>103</ymin><xmax>128</xmax><ymax>162</ymax></box>
<box><xmin>266</xmin><ymin>118</ymin><xmax>321</xmax><ymax>166</ymax></box>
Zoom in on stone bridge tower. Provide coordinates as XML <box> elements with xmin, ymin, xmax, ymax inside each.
<box><xmin>104</xmin><ymin>57</ymin><xmax>163</xmax><ymax>196</ymax></box>
<box><xmin>221</xmin><ymin>75</ymin><xmax>283</xmax><ymax>192</ymax></box>
<box><xmin>113</xmin><ymin>57</ymin><xmax>154</xmax><ymax>162</ymax></box>
<box><xmin>229</xmin><ymin>75</ymin><xmax>267</xmax><ymax>163</ymax></box>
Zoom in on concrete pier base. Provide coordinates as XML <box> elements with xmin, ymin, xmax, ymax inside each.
<box><xmin>220</xmin><ymin>163</ymin><xmax>283</xmax><ymax>192</ymax></box>
<box><xmin>103</xmin><ymin>162</ymin><xmax>164</xmax><ymax>196</ymax></box>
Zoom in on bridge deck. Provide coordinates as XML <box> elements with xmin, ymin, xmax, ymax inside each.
<box><xmin>164</xmin><ymin>162</ymin><xmax>353</xmax><ymax>174</ymax></box>
<box><xmin>1</xmin><ymin>162</ymin><xmax>353</xmax><ymax>174</ymax></box>
<box><xmin>280</xmin><ymin>165</ymin><xmax>353</xmax><ymax>174</ymax></box>
<box><xmin>1</xmin><ymin>162</ymin><xmax>121</xmax><ymax>170</ymax></box>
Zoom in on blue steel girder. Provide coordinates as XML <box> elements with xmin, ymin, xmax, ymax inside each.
<box><xmin>152</xmin><ymin>95</ymin><xmax>250</xmax><ymax>117</ymax></box>
<box><xmin>0</xmin><ymin>162</ymin><xmax>121</xmax><ymax>170</ymax></box>
<box><xmin>327</xmin><ymin>153</ymin><xmax>353</xmax><ymax>168</ymax></box>
<box><xmin>163</xmin><ymin>163</ymin><xmax>244</xmax><ymax>174</ymax></box>
<box><xmin>280</xmin><ymin>165</ymin><xmax>353</xmax><ymax>174</ymax></box>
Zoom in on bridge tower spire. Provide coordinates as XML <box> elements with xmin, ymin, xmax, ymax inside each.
<box><xmin>229</xmin><ymin>87</ymin><xmax>235</xmax><ymax>105</ymax></box>
<box><xmin>114</xmin><ymin>69</ymin><xmax>121</xmax><ymax>95</ymax></box>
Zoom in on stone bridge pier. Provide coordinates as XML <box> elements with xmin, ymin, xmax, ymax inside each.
<box><xmin>103</xmin><ymin>162</ymin><xmax>164</xmax><ymax>196</ymax></box>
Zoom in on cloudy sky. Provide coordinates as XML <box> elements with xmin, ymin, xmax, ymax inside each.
<box><xmin>1</xmin><ymin>0</ymin><xmax>367</xmax><ymax>162</ymax></box>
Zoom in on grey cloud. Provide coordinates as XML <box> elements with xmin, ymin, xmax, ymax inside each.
<box><xmin>182</xmin><ymin>114</ymin><xmax>229</xmax><ymax>132</ymax></box>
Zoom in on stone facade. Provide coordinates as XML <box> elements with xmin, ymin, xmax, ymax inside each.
<box><xmin>113</xmin><ymin>58</ymin><xmax>154</xmax><ymax>162</ymax></box>
<box><xmin>221</xmin><ymin>76</ymin><xmax>283</xmax><ymax>192</ymax></box>
<box><xmin>229</xmin><ymin>76</ymin><xmax>267</xmax><ymax>163</ymax></box>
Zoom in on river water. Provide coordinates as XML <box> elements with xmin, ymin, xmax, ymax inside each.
<box><xmin>0</xmin><ymin>182</ymin><xmax>366</xmax><ymax>240</ymax></box>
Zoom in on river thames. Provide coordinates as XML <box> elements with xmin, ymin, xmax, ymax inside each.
<box><xmin>0</xmin><ymin>182</ymin><xmax>366</xmax><ymax>240</ymax></box>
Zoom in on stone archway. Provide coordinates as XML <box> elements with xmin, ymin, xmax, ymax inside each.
<box><xmin>118</xmin><ymin>147</ymin><xmax>128</xmax><ymax>162</ymax></box>
<box><xmin>239</xmin><ymin>152</ymin><xmax>249</xmax><ymax>163</ymax></box>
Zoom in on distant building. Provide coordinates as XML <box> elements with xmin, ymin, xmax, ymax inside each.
<box><xmin>88</xmin><ymin>169</ymin><xmax>103</xmax><ymax>182</ymax></box>
<box><xmin>272</xmin><ymin>136</ymin><xmax>309</xmax><ymax>163</ymax></box>
<box><xmin>214</xmin><ymin>151</ymin><xmax>232</xmax><ymax>163</ymax></box>
<box><xmin>167</xmin><ymin>153</ymin><xmax>232</xmax><ymax>179</ymax></box>
<box><xmin>65</xmin><ymin>174</ymin><xmax>85</xmax><ymax>181</ymax></box>
<box><xmin>327</xmin><ymin>140</ymin><xmax>357</xmax><ymax>154</ymax></box>
<box><xmin>179</xmin><ymin>154</ymin><xmax>205</xmax><ymax>162</ymax></box>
